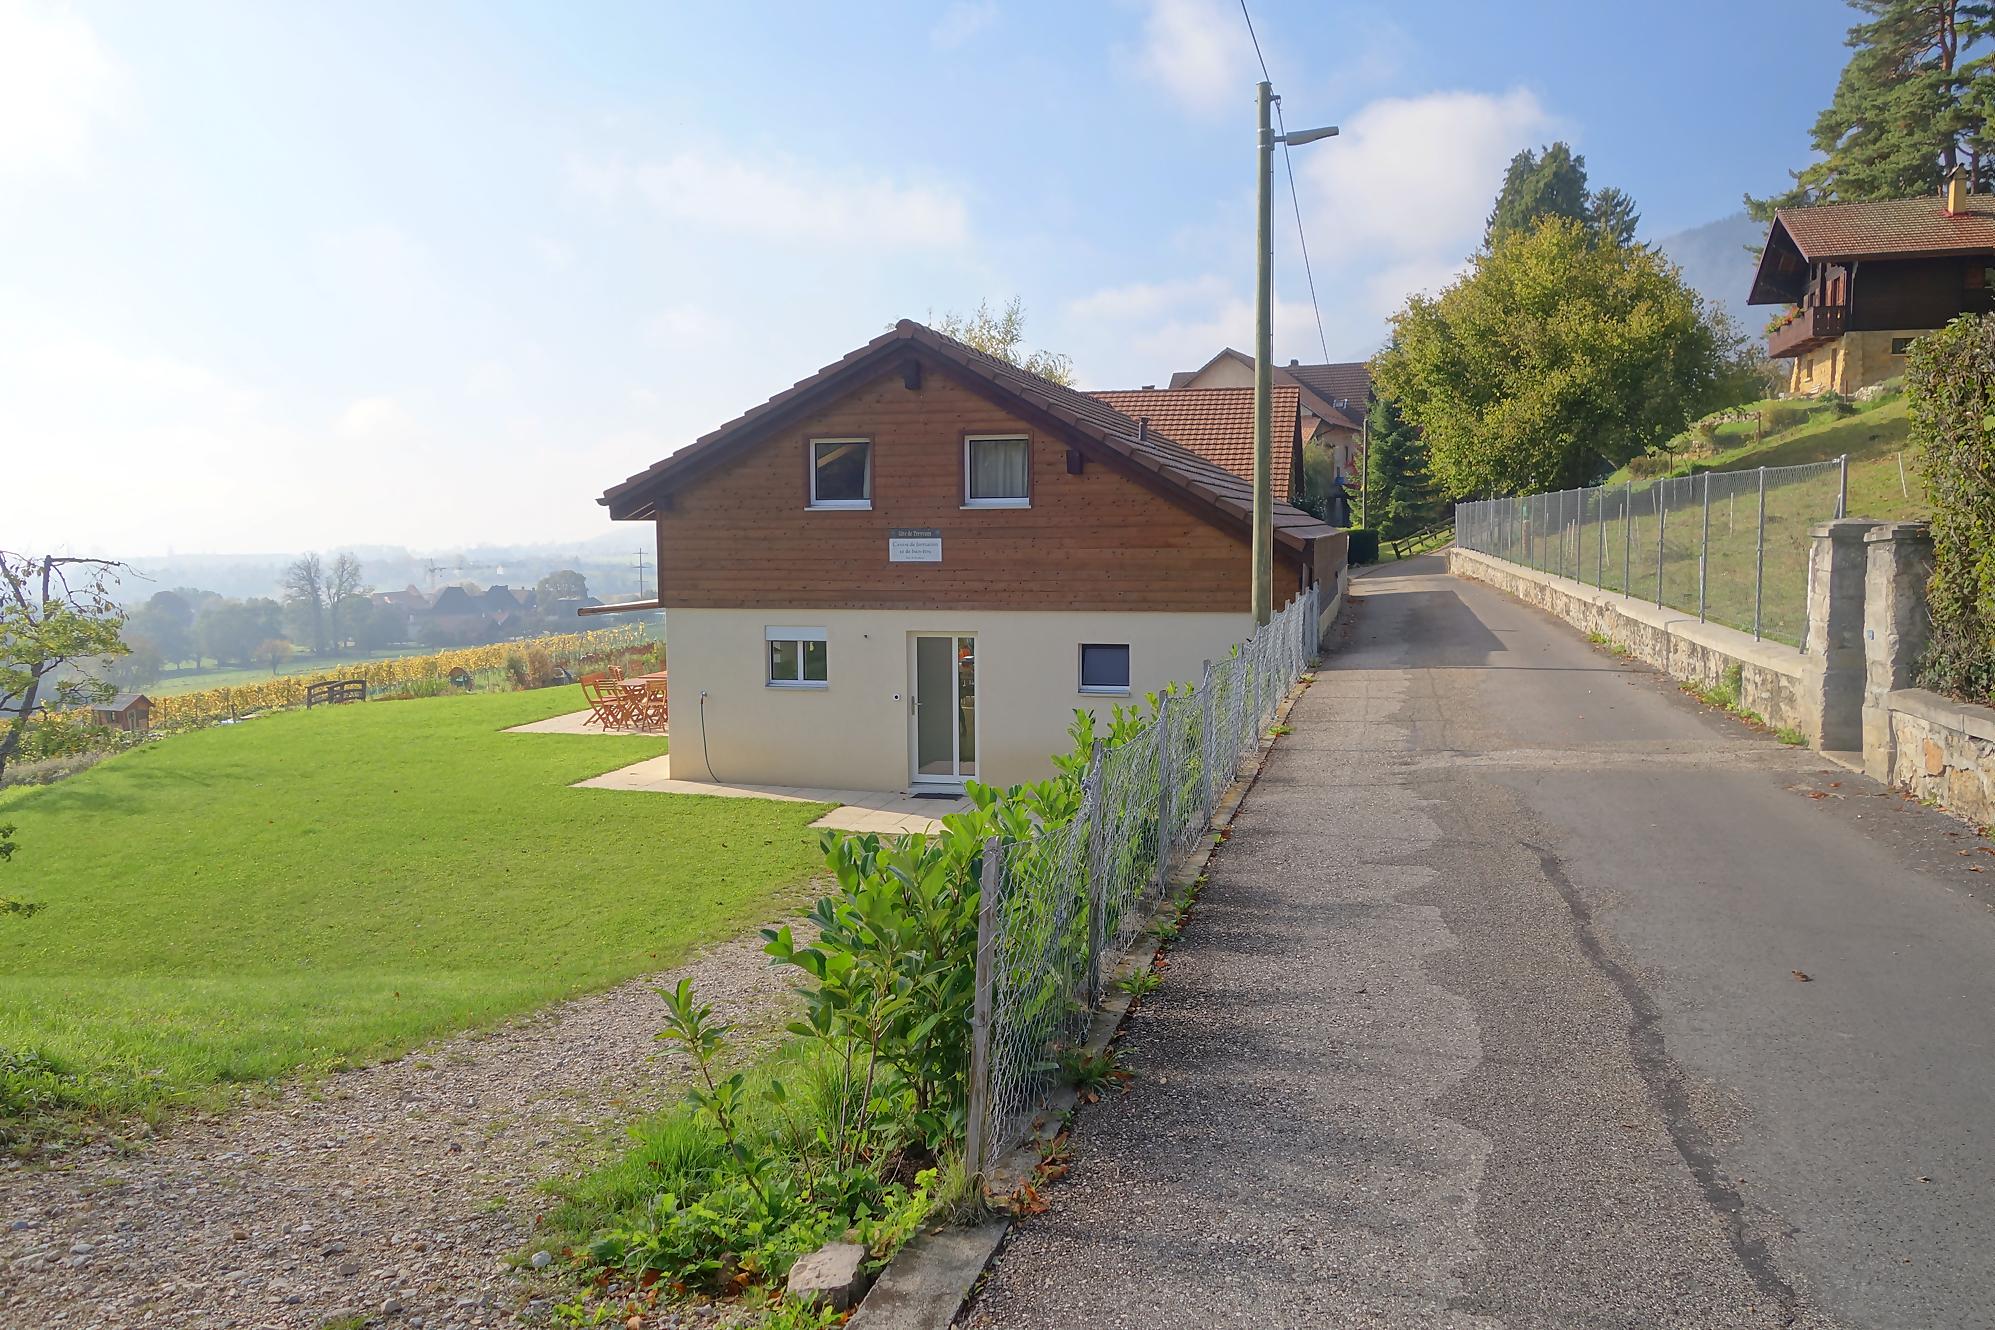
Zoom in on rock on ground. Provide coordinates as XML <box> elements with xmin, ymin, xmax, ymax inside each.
<box><xmin>0</xmin><ymin>927</ymin><xmax>804</xmax><ymax>1329</ymax></box>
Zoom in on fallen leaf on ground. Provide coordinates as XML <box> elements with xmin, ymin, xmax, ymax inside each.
<box><xmin>1792</xmin><ymin>970</ymin><xmax>1812</xmax><ymax>982</ymax></box>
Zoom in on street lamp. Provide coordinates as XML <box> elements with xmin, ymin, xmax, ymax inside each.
<box><xmin>1253</xmin><ymin>81</ymin><xmax>1336</xmax><ymax>625</ymax></box>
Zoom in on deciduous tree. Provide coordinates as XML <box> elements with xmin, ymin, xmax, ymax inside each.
<box><xmin>0</xmin><ymin>553</ymin><xmax>128</xmax><ymax>786</ymax></box>
<box><xmin>1374</xmin><ymin>219</ymin><xmax>1731</xmax><ymax>496</ymax></box>
<box><xmin>931</xmin><ymin>297</ymin><xmax>1075</xmax><ymax>386</ymax></box>
<box><xmin>282</xmin><ymin>553</ymin><xmax>327</xmax><ymax>655</ymax></box>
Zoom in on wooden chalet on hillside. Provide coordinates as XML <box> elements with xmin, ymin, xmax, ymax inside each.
<box><xmin>1749</xmin><ymin>171</ymin><xmax>1995</xmax><ymax>395</ymax></box>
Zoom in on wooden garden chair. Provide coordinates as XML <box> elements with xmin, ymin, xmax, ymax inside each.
<box><xmin>580</xmin><ymin>677</ymin><xmax>638</xmax><ymax>730</ymax></box>
<box><xmin>630</xmin><ymin>677</ymin><xmax>668</xmax><ymax>731</ymax></box>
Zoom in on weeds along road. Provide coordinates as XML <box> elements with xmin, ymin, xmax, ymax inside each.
<box><xmin>960</xmin><ymin>553</ymin><xmax>1995</xmax><ymax>1330</ymax></box>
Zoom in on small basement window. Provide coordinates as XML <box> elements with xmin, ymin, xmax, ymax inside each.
<box><xmin>1890</xmin><ymin>336</ymin><xmax>1917</xmax><ymax>355</ymax></box>
<box><xmin>810</xmin><ymin>438</ymin><xmax>871</xmax><ymax>508</ymax></box>
<box><xmin>767</xmin><ymin>626</ymin><xmax>829</xmax><ymax>687</ymax></box>
<box><xmin>1079</xmin><ymin>643</ymin><xmax>1131</xmax><ymax>694</ymax></box>
<box><xmin>965</xmin><ymin>434</ymin><xmax>1030</xmax><ymax>507</ymax></box>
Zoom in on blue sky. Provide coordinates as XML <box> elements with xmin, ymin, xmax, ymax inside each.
<box><xmin>2</xmin><ymin>0</ymin><xmax>1849</xmax><ymax>555</ymax></box>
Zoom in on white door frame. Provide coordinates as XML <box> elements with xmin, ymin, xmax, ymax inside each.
<box><xmin>908</xmin><ymin>632</ymin><xmax>977</xmax><ymax>790</ymax></box>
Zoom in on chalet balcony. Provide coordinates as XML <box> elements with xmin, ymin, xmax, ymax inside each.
<box><xmin>1766</xmin><ymin>303</ymin><xmax>1847</xmax><ymax>359</ymax></box>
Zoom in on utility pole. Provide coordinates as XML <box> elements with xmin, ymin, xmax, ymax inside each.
<box><xmin>1253</xmin><ymin>81</ymin><xmax>1274</xmax><ymax>626</ymax></box>
<box><xmin>1253</xmin><ymin>84</ymin><xmax>1337</xmax><ymax>625</ymax></box>
<box><xmin>1358</xmin><ymin>409</ymin><xmax>1370</xmax><ymax>530</ymax></box>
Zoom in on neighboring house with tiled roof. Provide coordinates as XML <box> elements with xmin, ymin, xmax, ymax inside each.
<box><xmin>1086</xmin><ymin>385</ymin><xmax>1304</xmax><ymax>504</ymax></box>
<box><xmin>597</xmin><ymin>320</ymin><xmax>1345</xmax><ymax>794</ymax></box>
<box><xmin>1165</xmin><ymin>348</ymin><xmax>1371</xmax><ymax>487</ymax></box>
<box><xmin>1748</xmin><ymin>171</ymin><xmax>1995</xmax><ymax>394</ymax></box>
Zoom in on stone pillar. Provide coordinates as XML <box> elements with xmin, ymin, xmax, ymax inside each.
<box><xmin>1806</xmin><ymin>519</ymin><xmax>1882</xmax><ymax>752</ymax></box>
<box><xmin>1861</xmin><ymin>521</ymin><xmax>1935</xmax><ymax>781</ymax></box>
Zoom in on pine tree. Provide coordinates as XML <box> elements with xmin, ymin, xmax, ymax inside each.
<box><xmin>1486</xmin><ymin>143</ymin><xmax>1643</xmax><ymax>249</ymax></box>
<box><xmin>1364</xmin><ymin>396</ymin><xmax>1439</xmax><ymax>539</ymax></box>
<box><xmin>1750</xmin><ymin>1</ymin><xmax>1995</xmax><ymax>217</ymax></box>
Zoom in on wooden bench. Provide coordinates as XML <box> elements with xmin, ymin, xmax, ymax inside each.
<box><xmin>305</xmin><ymin>678</ymin><xmax>366</xmax><ymax>708</ymax></box>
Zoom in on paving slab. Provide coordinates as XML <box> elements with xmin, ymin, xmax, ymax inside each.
<box><xmin>574</xmin><ymin>753</ymin><xmax>967</xmax><ymax>834</ymax></box>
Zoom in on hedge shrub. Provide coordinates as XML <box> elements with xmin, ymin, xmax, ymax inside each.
<box><xmin>1906</xmin><ymin>315</ymin><xmax>1995</xmax><ymax>705</ymax></box>
<box><xmin>1346</xmin><ymin>528</ymin><xmax>1380</xmax><ymax>564</ymax></box>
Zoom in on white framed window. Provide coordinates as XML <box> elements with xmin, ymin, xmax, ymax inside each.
<box><xmin>964</xmin><ymin>434</ymin><xmax>1030</xmax><ymax>508</ymax></box>
<box><xmin>809</xmin><ymin>438</ymin><xmax>872</xmax><ymax>509</ymax></box>
<box><xmin>1079</xmin><ymin>643</ymin><xmax>1131</xmax><ymax>694</ymax></box>
<box><xmin>767</xmin><ymin>626</ymin><xmax>829</xmax><ymax>687</ymax></box>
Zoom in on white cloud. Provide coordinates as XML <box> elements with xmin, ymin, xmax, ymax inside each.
<box><xmin>931</xmin><ymin>1</ymin><xmax>997</xmax><ymax>49</ymax></box>
<box><xmin>569</xmin><ymin>149</ymin><xmax>969</xmax><ymax>250</ymax></box>
<box><xmin>339</xmin><ymin>396</ymin><xmax>414</xmax><ymax>438</ymax></box>
<box><xmin>0</xmin><ymin>0</ymin><xmax>123</xmax><ymax>176</ymax></box>
<box><xmin>1304</xmin><ymin>88</ymin><xmax>1555</xmax><ymax>259</ymax></box>
<box><xmin>1059</xmin><ymin>276</ymin><xmax>1321</xmax><ymax>387</ymax></box>
<box><xmin>532</xmin><ymin>235</ymin><xmax>575</xmax><ymax>272</ymax></box>
<box><xmin>1122</xmin><ymin>0</ymin><xmax>1259</xmax><ymax>117</ymax></box>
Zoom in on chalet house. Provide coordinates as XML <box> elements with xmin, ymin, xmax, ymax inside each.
<box><xmin>597</xmin><ymin>320</ymin><xmax>1345</xmax><ymax>794</ymax></box>
<box><xmin>1168</xmin><ymin>348</ymin><xmax>1370</xmax><ymax>484</ymax></box>
<box><xmin>1087</xmin><ymin>385</ymin><xmax>1305</xmax><ymax>505</ymax></box>
<box><xmin>1749</xmin><ymin>171</ymin><xmax>1995</xmax><ymax>395</ymax></box>
<box><xmin>370</xmin><ymin>582</ymin><xmax>540</xmax><ymax>645</ymax></box>
<box><xmin>89</xmin><ymin>693</ymin><xmax>152</xmax><ymax>734</ymax></box>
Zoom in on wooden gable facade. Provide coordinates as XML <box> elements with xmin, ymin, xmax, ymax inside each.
<box><xmin>602</xmin><ymin>323</ymin><xmax>1339</xmax><ymax>616</ymax></box>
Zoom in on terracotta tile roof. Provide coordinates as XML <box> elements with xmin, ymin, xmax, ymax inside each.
<box><xmin>1282</xmin><ymin>362</ymin><xmax>1371</xmax><ymax>418</ymax></box>
<box><xmin>600</xmin><ymin>321</ymin><xmax>1337</xmax><ymax>554</ymax></box>
<box><xmin>1086</xmin><ymin>386</ymin><xmax>1301</xmax><ymax>500</ymax></box>
<box><xmin>1774</xmin><ymin>193</ymin><xmax>1995</xmax><ymax>261</ymax></box>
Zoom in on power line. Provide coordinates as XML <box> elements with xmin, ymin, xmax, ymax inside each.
<box><xmin>1238</xmin><ymin>0</ymin><xmax>1332</xmax><ymax>364</ymax></box>
<box><xmin>1237</xmin><ymin>0</ymin><xmax>1270</xmax><ymax>80</ymax></box>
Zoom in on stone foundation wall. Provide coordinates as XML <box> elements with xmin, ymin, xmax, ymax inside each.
<box><xmin>1448</xmin><ymin>547</ymin><xmax>1825</xmax><ymax>743</ymax></box>
<box><xmin>1887</xmin><ymin>689</ymin><xmax>1995</xmax><ymax>829</ymax></box>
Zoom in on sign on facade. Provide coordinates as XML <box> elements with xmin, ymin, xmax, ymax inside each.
<box><xmin>889</xmin><ymin>528</ymin><xmax>942</xmax><ymax>563</ymax></box>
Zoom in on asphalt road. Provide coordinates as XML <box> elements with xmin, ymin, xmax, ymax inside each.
<box><xmin>959</xmin><ymin>554</ymin><xmax>1995</xmax><ymax>1330</ymax></box>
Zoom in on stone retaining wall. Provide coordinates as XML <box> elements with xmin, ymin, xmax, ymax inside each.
<box><xmin>1886</xmin><ymin>689</ymin><xmax>1995</xmax><ymax>829</ymax></box>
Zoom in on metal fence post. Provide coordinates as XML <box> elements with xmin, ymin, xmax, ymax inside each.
<box><xmin>1623</xmin><ymin>479</ymin><xmax>1633</xmax><ymax>598</ymax></box>
<box><xmin>1153</xmin><ymin>692</ymin><xmax>1174</xmax><ymax>892</ymax></box>
<box><xmin>1754</xmin><ymin>466</ymin><xmax>1767</xmax><ymax>641</ymax></box>
<box><xmin>965</xmin><ymin>836</ymin><xmax>1001</xmax><ymax>1182</ymax></box>
<box><xmin>1837</xmin><ymin>453</ymin><xmax>1849</xmax><ymax>518</ymax></box>
<box><xmin>1655</xmin><ymin>481</ymin><xmax>1666</xmax><ymax>607</ymax></box>
<box><xmin>1596</xmin><ymin>488</ymin><xmax>1611</xmax><ymax>586</ymax></box>
<box><xmin>1698</xmin><ymin>471</ymin><xmax>1710</xmax><ymax>622</ymax></box>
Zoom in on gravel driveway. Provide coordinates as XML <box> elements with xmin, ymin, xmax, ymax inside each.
<box><xmin>0</xmin><ymin>928</ymin><xmax>803</xmax><ymax>1330</ymax></box>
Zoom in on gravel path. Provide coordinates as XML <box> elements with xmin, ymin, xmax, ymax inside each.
<box><xmin>0</xmin><ymin>928</ymin><xmax>805</xmax><ymax>1330</ymax></box>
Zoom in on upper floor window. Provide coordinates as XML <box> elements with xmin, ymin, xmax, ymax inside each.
<box><xmin>810</xmin><ymin>438</ymin><xmax>871</xmax><ymax>509</ymax></box>
<box><xmin>965</xmin><ymin>434</ymin><xmax>1030</xmax><ymax>508</ymax></box>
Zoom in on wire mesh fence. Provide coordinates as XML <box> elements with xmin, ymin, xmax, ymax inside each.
<box><xmin>1453</xmin><ymin>457</ymin><xmax>1849</xmax><ymax>647</ymax></box>
<box><xmin>965</xmin><ymin>581</ymin><xmax>1323</xmax><ymax>1178</ymax></box>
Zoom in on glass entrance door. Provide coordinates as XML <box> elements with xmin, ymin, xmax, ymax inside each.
<box><xmin>912</xmin><ymin>634</ymin><xmax>976</xmax><ymax>787</ymax></box>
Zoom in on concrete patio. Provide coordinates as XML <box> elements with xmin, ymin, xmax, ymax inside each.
<box><xmin>577</xmin><ymin>753</ymin><xmax>966</xmax><ymax>834</ymax></box>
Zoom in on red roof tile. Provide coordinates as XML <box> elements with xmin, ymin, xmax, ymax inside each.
<box><xmin>1086</xmin><ymin>386</ymin><xmax>1302</xmax><ymax>500</ymax></box>
<box><xmin>1774</xmin><ymin>193</ymin><xmax>1995</xmax><ymax>261</ymax></box>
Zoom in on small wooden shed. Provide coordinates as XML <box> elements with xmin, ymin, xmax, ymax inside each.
<box><xmin>90</xmin><ymin>693</ymin><xmax>153</xmax><ymax>733</ymax></box>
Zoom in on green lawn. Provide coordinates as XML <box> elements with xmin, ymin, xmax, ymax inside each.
<box><xmin>0</xmin><ymin>689</ymin><xmax>831</xmax><ymax>1141</ymax></box>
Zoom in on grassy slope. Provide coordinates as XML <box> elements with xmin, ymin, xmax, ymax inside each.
<box><xmin>1606</xmin><ymin>396</ymin><xmax>1924</xmax><ymax>521</ymax></box>
<box><xmin>0</xmin><ymin>689</ymin><xmax>830</xmax><ymax>1126</ymax></box>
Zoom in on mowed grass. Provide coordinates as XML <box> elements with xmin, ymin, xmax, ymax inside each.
<box><xmin>139</xmin><ymin>647</ymin><xmax>418</xmax><ymax>696</ymax></box>
<box><xmin>0</xmin><ymin>688</ymin><xmax>832</xmax><ymax>1138</ymax></box>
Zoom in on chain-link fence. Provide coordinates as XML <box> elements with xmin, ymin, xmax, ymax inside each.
<box><xmin>964</xmin><ymin>581</ymin><xmax>1323</xmax><ymax>1178</ymax></box>
<box><xmin>1453</xmin><ymin>457</ymin><xmax>1849</xmax><ymax>647</ymax></box>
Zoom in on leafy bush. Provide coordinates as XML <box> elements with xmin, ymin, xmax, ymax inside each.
<box><xmin>1760</xmin><ymin>401</ymin><xmax>1812</xmax><ymax>434</ymax></box>
<box><xmin>1907</xmin><ymin>315</ymin><xmax>1995</xmax><ymax>704</ymax></box>
<box><xmin>1346</xmin><ymin>528</ymin><xmax>1380</xmax><ymax>564</ymax></box>
<box><xmin>13</xmin><ymin>712</ymin><xmax>132</xmax><ymax>763</ymax></box>
<box><xmin>0</xmin><ymin>749</ymin><xmax>116</xmax><ymax>790</ymax></box>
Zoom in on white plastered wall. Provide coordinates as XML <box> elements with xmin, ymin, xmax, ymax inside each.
<box><xmin>664</xmin><ymin>607</ymin><xmax>1257</xmax><ymax>792</ymax></box>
